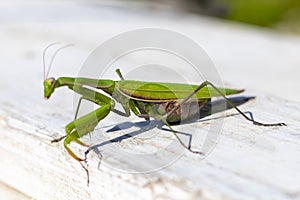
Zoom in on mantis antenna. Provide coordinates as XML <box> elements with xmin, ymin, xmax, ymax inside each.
<box><xmin>43</xmin><ymin>42</ymin><xmax>60</xmax><ymax>80</ymax></box>
<box><xmin>43</xmin><ymin>43</ymin><xmax>74</xmax><ymax>80</ymax></box>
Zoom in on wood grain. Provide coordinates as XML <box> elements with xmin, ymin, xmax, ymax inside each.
<box><xmin>0</xmin><ymin>2</ymin><xmax>300</xmax><ymax>200</ymax></box>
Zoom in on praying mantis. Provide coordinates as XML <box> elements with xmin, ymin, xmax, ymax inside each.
<box><xmin>43</xmin><ymin>44</ymin><xmax>286</xmax><ymax>184</ymax></box>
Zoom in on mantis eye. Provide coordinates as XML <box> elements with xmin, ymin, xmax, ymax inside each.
<box><xmin>44</xmin><ymin>77</ymin><xmax>56</xmax><ymax>99</ymax></box>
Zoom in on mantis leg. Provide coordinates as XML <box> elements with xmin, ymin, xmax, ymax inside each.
<box><xmin>137</xmin><ymin>113</ymin><xmax>204</xmax><ymax>154</ymax></box>
<box><xmin>74</xmin><ymin>96</ymin><xmax>84</xmax><ymax>120</ymax></box>
<box><xmin>115</xmin><ymin>69</ymin><xmax>144</xmax><ymax>117</ymax></box>
<box><xmin>62</xmin><ymin>85</ymin><xmax>114</xmax><ymax>158</ymax></box>
<box><xmin>165</xmin><ymin>81</ymin><xmax>286</xmax><ymax>126</ymax></box>
<box><xmin>50</xmin><ymin>95</ymin><xmax>98</xmax><ymax>143</ymax></box>
<box><xmin>163</xmin><ymin>119</ymin><xmax>204</xmax><ymax>155</ymax></box>
<box><xmin>115</xmin><ymin>69</ymin><xmax>148</xmax><ymax>119</ymax></box>
<box><xmin>61</xmin><ymin>86</ymin><xmax>113</xmax><ymax>185</ymax></box>
<box><xmin>115</xmin><ymin>68</ymin><xmax>124</xmax><ymax>80</ymax></box>
<box><xmin>138</xmin><ymin>81</ymin><xmax>286</xmax><ymax>155</ymax></box>
<box><xmin>76</xmin><ymin>92</ymin><xmax>130</xmax><ymax>118</ymax></box>
<box><xmin>63</xmin><ymin>103</ymin><xmax>112</xmax><ymax>161</ymax></box>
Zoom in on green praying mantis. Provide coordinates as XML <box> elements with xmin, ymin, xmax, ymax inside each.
<box><xmin>43</xmin><ymin>44</ymin><xmax>286</xmax><ymax>184</ymax></box>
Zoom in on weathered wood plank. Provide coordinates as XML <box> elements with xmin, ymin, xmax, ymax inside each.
<box><xmin>0</xmin><ymin>2</ymin><xmax>300</xmax><ymax>200</ymax></box>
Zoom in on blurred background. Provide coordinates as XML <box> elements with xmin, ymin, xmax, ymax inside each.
<box><xmin>3</xmin><ymin>0</ymin><xmax>299</xmax><ymax>35</ymax></box>
<box><xmin>104</xmin><ymin>0</ymin><xmax>300</xmax><ymax>34</ymax></box>
<box><xmin>196</xmin><ymin>0</ymin><xmax>296</xmax><ymax>33</ymax></box>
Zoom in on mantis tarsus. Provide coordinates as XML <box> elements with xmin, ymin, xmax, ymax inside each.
<box><xmin>43</xmin><ymin>44</ymin><xmax>286</xmax><ymax>185</ymax></box>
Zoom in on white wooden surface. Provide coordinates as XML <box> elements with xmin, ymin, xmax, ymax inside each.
<box><xmin>0</xmin><ymin>1</ymin><xmax>300</xmax><ymax>200</ymax></box>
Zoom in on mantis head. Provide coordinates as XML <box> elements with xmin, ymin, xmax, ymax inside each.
<box><xmin>42</xmin><ymin>43</ymin><xmax>73</xmax><ymax>99</ymax></box>
<box><xmin>44</xmin><ymin>77</ymin><xmax>56</xmax><ymax>99</ymax></box>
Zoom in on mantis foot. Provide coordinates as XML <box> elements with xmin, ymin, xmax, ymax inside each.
<box><xmin>51</xmin><ymin>135</ymin><xmax>66</xmax><ymax>143</ymax></box>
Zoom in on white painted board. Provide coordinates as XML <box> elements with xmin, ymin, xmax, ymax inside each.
<box><xmin>0</xmin><ymin>2</ymin><xmax>299</xmax><ymax>200</ymax></box>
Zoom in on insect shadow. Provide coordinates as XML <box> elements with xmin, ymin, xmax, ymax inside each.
<box><xmin>85</xmin><ymin>96</ymin><xmax>256</xmax><ymax>163</ymax></box>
